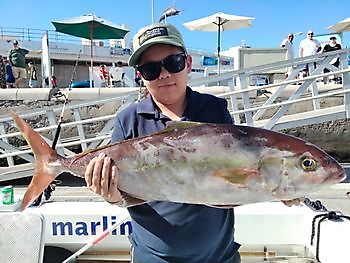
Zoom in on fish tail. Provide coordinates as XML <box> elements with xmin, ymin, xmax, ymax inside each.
<box><xmin>11</xmin><ymin>112</ymin><xmax>60</xmax><ymax>211</ymax></box>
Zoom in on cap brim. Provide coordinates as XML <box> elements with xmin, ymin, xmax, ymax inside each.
<box><xmin>128</xmin><ymin>39</ymin><xmax>185</xmax><ymax>66</ymax></box>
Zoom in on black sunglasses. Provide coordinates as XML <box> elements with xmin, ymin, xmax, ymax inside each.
<box><xmin>137</xmin><ymin>53</ymin><xmax>187</xmax><ymax>81</ymax></box>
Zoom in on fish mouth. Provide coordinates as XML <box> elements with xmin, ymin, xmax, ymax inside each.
<box><xmin>327</xmin><ymin>166</ymin><xmax>346</xmax><ymax>184</ymax></box>
<box><xmin>338</xmin><ymin>172</ymin><xmax>347</xmax><ymax>183</ymax></box>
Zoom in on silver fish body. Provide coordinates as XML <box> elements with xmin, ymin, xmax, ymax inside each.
<box><xmin>60</xmin><ymin>122</ymin><xmax>345</xmax><ymax>206</ymax></box>
<box><xmin>11</xmin><ymin>113</ymin><xmax>345</xmax><ymax>209</ymax></box>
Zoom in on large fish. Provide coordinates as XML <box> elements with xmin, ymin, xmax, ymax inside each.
<box><xmin>11</xmin><ymin>112</ymin><xmax>345</xmax><ymax>211</ymax></box>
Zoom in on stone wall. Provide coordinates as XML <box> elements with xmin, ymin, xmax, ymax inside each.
<box><xmin>284</xmin><ymin>119</ymin><xmax>350</xmax><ymax>162</ymax></box>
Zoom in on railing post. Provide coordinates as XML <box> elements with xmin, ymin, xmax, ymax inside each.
<box><xmin>238</xmin><ymin>72</ymin><xmax>253</xmax><ymax>126</ymax></box>
<box><xmin>0</xmin><ymin>123</ymin><xmax>14</xmax><ymax>166</ymax></box>
<box><xmin>73</xmin><ymin>108</ymin><xmax>87</xmax><ymax>151</ymax></box>
<box><xmin>340</xmin><ymin>51</ymin><xmax>350</xmax><ymax>118</ymax></box>
<box><xmin>228</xmin><ymin>79</ymin><xmax>240</xmax><ymax>124</ymax></box>
<box><xmin>308</xmin><ymin>63</ymin><xmax>321</xmax><ymax>110</ymax></box>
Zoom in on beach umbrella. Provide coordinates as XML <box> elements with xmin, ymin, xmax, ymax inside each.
<box><xmin>183</xmin><ymin>12</ymin><xmax>254</xmax><ymax>74</ymax></box>
<box><xmin>52</xmin><ymin>14</ymin><xmax>129</xmax><ymax>87</ymax></box>
<box><xmin>327</xmin><ymin>17</ymin><xmax>350</xmax><ymax>32</ymax></box>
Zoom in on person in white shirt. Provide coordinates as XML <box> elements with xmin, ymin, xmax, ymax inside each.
<box><xmin>280</xmin><ymin>33</ymin><xmax>294</xmax><ymax>78</ymax></box>
<box><xmin>299</xmin><ymin>30</ymin><xmax>321</xmax><ymax>77</ymax></box>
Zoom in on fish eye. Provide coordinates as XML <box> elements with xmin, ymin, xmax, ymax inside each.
<box><xmin>300</xmin><ymin>157</ymin><xmax>317</xmax><ymax>171</ymax></box>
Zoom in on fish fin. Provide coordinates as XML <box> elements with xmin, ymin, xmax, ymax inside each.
<box><xmin>281</xmin><ymin>198</ymin><xmax>304</xmax><ymax>207</ymax></box>
<box><xmin>20</xmin><ymin>171</ymin><xmax>57</xmax><ymax>211</ymax></box>
<box><xmin>11</xmin><ymin>112</ymin><xmax>60</xmax><ymax>210</ymax></box>
<box><xmin>163</xmin><ymin>121</ymin><xmax>203</xmax><ymax>132</ymax></box>
<box><xmin>120</xmin><ymin>191</ymin><xmax>147</xmax><ymax>207</ymax></box>
<box><xmin>214</xmin><ymin>168</ymin><xmax>257</xmax><ymax>186</ymax></box>
<box><xmin>208</xmin><ymin>204</ymin><xmax>240</xmax><ymax>208</ymax></box>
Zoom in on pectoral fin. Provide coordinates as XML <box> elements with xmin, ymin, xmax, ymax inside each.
<box><xmin>213</xmin><ymin>168</ymin><xmax>258</xmax><ymax>186</ymax></box>
<box><xmin>120</xmin><ymin>191</ymin><xmax>147</xmax><ymax>207</ymax></box>
<box><xmin>208</xmin><ymin>204</ymin><xmax>240</xmax><ymax>209</ymax></box>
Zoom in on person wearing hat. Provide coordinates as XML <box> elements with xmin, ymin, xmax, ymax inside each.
<box><xmin>84</xmin><ymin>23</ymin><xmax>241</xmax><ymax>263</ymax></box>
<box><xmin>322</xmin><ymin>36</ymin><xmax>342</xmax><ymax>84</ymax></box>
<box><xmin>299</xmin><ymin>30</ymin><xmax>321</xmax><ymax>77</ymax></box>
<box><xmin>8</xmin><ymin>40</ymin><xmax>29</xmax><ymax>88</ymax></box>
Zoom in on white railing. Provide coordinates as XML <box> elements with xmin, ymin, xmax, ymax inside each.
<box><xmin>0</xmin><ymin>92</ymin><xmax>138</xmax><ymax>181</ymax></box>
<box><xmin>190</xmin><ymin>48</ymin><xmax>350</xmax><ymax>129</ymax></box>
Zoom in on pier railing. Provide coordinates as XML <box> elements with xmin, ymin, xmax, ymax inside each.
<box><xmin>0</xmin><ymin>26</ymin><xmax>80</xmax><ymax>44</ymax></box>
<box><xmin>0</xmin><ymin>49</ymin><xmax>349</xmax><ymax>181</ymax></box>
<box><xmin>189</xmin><ymin>48</ymin><xmax>350</xmax><ymax>130</ymax></box>
<box><xmin>0</xmin><ymin>92</ymin><xmax>138</xmax><ymax>181</ymax></box>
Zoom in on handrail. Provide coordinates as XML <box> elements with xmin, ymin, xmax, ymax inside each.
<box><xmin>189</xmin><ymin>48</ymin><xmax>350</xmax><ymax>86</ymax></box>
<box><xmin>230</xmin><ymin>88</ymin><xmax>350</xmax><ymax>115</ymax></box>
<box><xmin>216</xmin><ymin>67</ymin><xmax>350</xmax><ymax>98</ymax></box>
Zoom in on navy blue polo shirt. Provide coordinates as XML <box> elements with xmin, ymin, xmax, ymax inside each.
<box><xmin>112</xmin><ymin>87</ymin><xmax>239</xmax><ymax>263</ymax></box>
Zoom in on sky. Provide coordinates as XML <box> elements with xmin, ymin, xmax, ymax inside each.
<box><xmin>1</xmin><ymin>0</ymin><xmax>349</xmax><ymax>53</ymax></box>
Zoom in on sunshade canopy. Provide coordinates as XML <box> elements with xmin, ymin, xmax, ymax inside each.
<box><xmin>52</xmin><ymin>14</ymin><xmax>129</xmax><ymax>87</ymax></box>
<box><xmin>183</xmin><ymin>12</ymin><xmax>254</xmax><ymax>32</ymax></box>
<box><xmin>327</xmin><ymin>17</ymin><xmax>350</xmax><ymax>33</ymax></box>
<box><xmin>183</xmin><ymin>12</ymin><xmax>254</xmax><ymax>74</ymax></box>
<box><xmin>52</xmin><ymin>14</ymin><xmax>129</xmax><ymax>40</ymax></box>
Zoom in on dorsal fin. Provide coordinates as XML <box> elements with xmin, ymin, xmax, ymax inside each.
<box><xmin>163</xmin><ymin>121</ymin><xmax>203</xmax><ymax>132</ymax></box>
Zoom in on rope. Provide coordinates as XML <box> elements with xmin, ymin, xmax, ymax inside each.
<box><xmin>303</xmin><ymin>198</ymin><xmax>328</xmax><ymax>212</ymax></box>
<box><xmin>310</xmin><ymin>210</ymin><xmax>350</xmax><ymax>262</ymax></box>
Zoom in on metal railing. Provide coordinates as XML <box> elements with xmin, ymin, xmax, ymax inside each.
<box><xmin>0</xmin><ymin>92</ymin><xmax>138</xmax><ymax>181</ymax></box>
<box><xmin>0</xmin><ymin>26</ymin><xmax>81</xmax><ymax>44</ymax></box>
<box><xmin>190</xmin><ymin>48</ymin><xmax>350</xmax><ymax>129</ymax></box>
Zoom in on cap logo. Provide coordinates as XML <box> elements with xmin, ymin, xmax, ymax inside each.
<box><xmin>138</xmin><ymin>27</ymin><xmax>168</xmax><ymax>45</ymax></box>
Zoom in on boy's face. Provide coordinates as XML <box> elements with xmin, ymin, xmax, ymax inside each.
<box><xmin>138</xmin><ymin>44</ymin><xmax>192</xmax><ymax>106</ymax></box>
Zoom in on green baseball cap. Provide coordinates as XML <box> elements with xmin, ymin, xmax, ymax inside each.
<box><xmin>128</xmin><ymin>23</ymin><xmax>186</xmax><ymax>66</ymax></box>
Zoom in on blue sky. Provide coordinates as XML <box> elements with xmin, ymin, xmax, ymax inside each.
<box><xmin>1</xmin><ymin>0</ymin><xmax>349</xmax><ymax>53</ymax></box>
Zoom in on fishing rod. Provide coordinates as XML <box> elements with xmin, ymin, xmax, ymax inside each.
<box><xmin>52</xmin><ymin>48</ymin><xmax>82</xmax><ymax>148</ymax></box>
<box><xmin>62</xmin><ymin>214</ymin><xmax>130</xmax><ymax>263</ymax></box>
<box><xmin>32</xmin><ymin>49</ymin><xmax>82</xmax><ymax>206</ymax></box>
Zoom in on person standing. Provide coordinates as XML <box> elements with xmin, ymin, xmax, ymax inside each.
<box><xmin>99</xmin><ymin>64</ymin><xmax>109</xmax><ymax>87</ymax></box>
<box><xmin>84</xmin><ymin>23</ymin><xmax>241</xmax><ymax>263</ymax></box>
<box><xmin>299</xmin><ymin>30</ymin><xmax>321</xmax><ymax>77</ymax></box>
<box><xmin>280</xmin><ymin>33</ymin><xmax>294</xmax><ymax>78</ymax></box>
<box><xmin>51</xmin><ymin>75</ymin><xmax>58</xmax><ymax>88</ymax></box>
<box><xmin>0</xmin><ymin>55</ymin><xmax>6</xmax><ymax>89</ymax></box>
<box><xmin>8</xmin><ymin>40</ymin><xmax>29</xmax><ymax>88</ymax></box>
<box><xmin>4</xmin><ymin>58</ymin><xmax>15</xmax><ymax>88</ymax></box>
<box><xmin>322</xmin><ymin>36</ymin><xmax>342</xmax><ymax>84</ymax></box>
<box><xmin>27</xmin><ymin>62</ymin><xmax>39</xmax><ymax>88</ymax></box>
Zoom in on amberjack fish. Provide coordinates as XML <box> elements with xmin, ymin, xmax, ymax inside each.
<box><xmin>11</xmin><ymin>112</ymin><xmax>345</xmax><ymax>211</ymax></box>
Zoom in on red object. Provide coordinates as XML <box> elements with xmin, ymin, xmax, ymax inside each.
<box><xmin>51</xmin><ymin>76</ymin><xmax>58</xmax><ymax>87</ymax></box>
<box><xmin>99</xmin><ymin>66</ymin><xmax>109</xmax><ymax>81</ymax></box>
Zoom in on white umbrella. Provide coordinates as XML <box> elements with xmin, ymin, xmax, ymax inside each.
<box><xmin>183</xmin><ymin>12</ymin><xmax>254</xmax><ymax>73</ymax></box>
<box><xmin>327</xmin><ymin>17</ymin><xmax>350</xmax><ymax>32</ymax></box>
